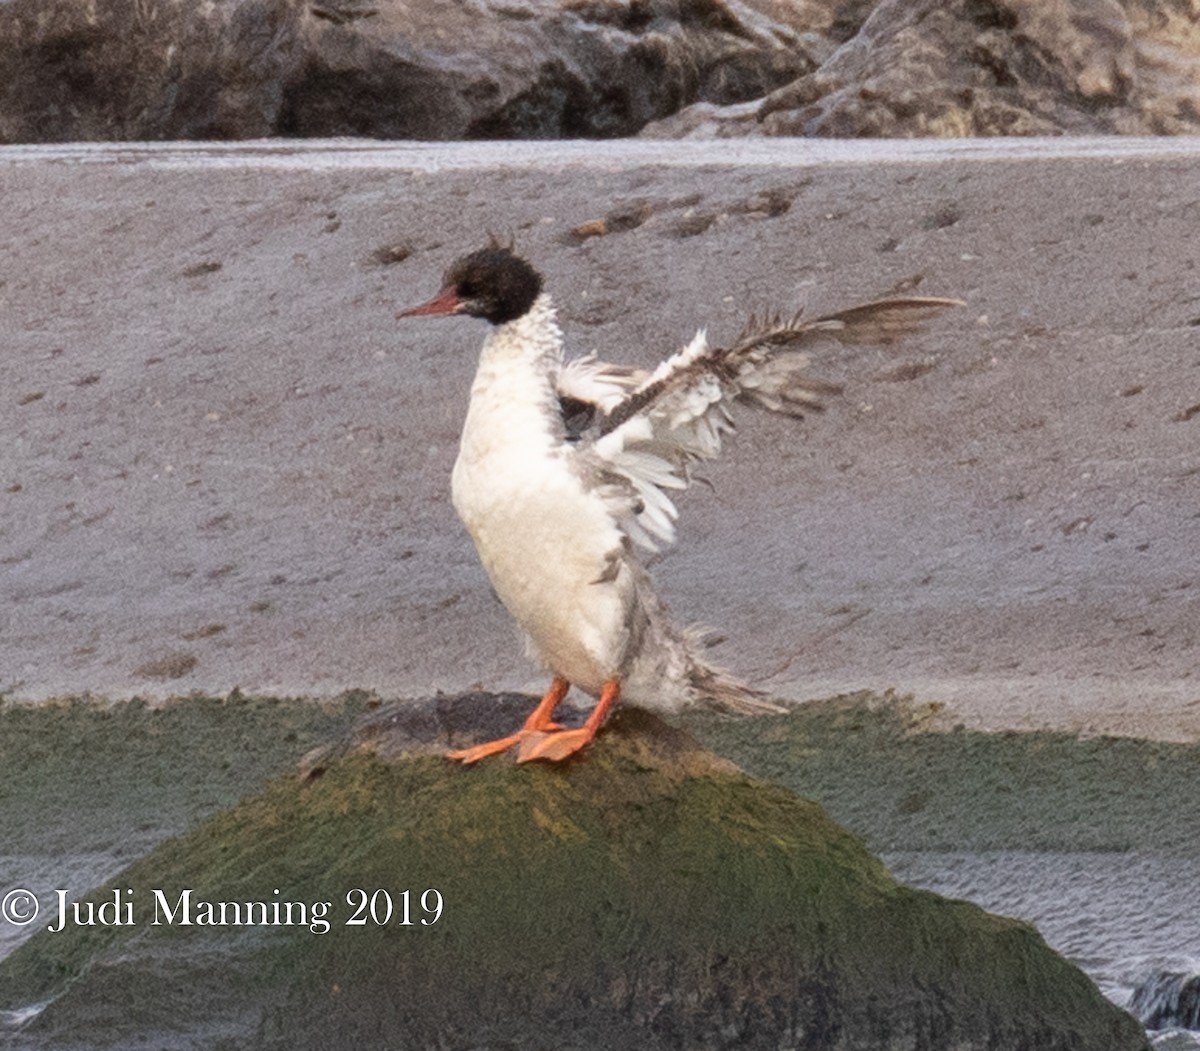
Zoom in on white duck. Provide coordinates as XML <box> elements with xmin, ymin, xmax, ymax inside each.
<box><xmin>399</xmin><ymin>243</ymin><xmax>957</xmax><ymax>763</ymax></box>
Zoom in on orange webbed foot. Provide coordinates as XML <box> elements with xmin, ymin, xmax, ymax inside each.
<box><xmin>515</xmin><ymin>680</ymin><xmax>620</xmax><ymax>765</ymax></box>
<box><xmin>516</xmin><ymin>727</ymin><xmax>597</xmax><ymax>763</ymax></box>
<box><xmin>446</xmin><ymin>677</ymin><xmax>571</xmax><ymax>764</ymax></box>
<box><xmin>447</xmin><ymin>734</ymin><xmax>524</xmax><ymax>765</ymax></box>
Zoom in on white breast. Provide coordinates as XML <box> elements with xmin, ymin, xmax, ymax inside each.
<box><xmin>450</xmin><ymin>300</ymin><xmax>631</xmax><ymax>693</ymax></box>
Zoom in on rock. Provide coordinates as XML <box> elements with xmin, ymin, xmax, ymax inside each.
<box><xmin>0</xmin><ymin>695</ymin><xmax>1150</xmax><ymax>1050</ymax></box>
<box><xmin>642</xmin><ymin>0</ymin><xmax>1200</xmax><ymax>137</ymax></box>
<box><xmin>1130</xmin><ymin>970</ymin><xmax>1200</xmax><ymax>1031</ymax></box>
<box><xmin>0</xmin><ymin>0</ymin><xmax>824</xmax><ymax>142</ymax></box>
<box><xmin>4</xmin><ymin>0</ymin><xmax>1198</xmax><ymax>141</ymax></box>
<box><xmin>0</xmin><ymin>0</ymin><xmax>302</xmax><ymax>142</ymax></box>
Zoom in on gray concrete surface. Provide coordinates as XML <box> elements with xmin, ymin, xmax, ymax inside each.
<box><xmin>3</xmin><ymin>139</ymin><xmax>1198</xmax><ymax>739</ymax></box>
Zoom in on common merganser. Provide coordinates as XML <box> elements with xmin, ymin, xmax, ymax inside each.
<box><xmin>399</xmin><ymin>243</ymin><xmax>958</xmax><ymax>764</ymax></box>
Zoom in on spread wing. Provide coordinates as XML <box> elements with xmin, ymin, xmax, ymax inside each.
<box><xmin>555</xmin><ymin>353</ymin><xmax>646</xmax><ymax>440</ymax></box>
<box><xmin>558</xmin><ymin>296</ymin><xmax>961</xmax><ymax>551</ymax></box>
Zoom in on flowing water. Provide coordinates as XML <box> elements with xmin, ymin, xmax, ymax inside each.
<box><xmin>885</xmin><ymin>851</ymin><xmax>1200</xmax><ymax>1049</ymax></box>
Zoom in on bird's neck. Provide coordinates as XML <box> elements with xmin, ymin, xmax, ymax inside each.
<box><xmin>475</xmin><ymin>294</ymin><xmax>562</xmax><ymax>377</ymax></box>
<box><xmin>462</xmin><ymin>294</ymin><xmax>564</xmax><ymax>445</ymax></box>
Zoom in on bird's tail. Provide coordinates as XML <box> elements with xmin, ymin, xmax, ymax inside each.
<box><xmin>682</xmin><ymin>626</ymin><xmax>787</xmax><ymax>716</ymax></box>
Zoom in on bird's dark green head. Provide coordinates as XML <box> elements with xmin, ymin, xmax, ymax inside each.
<box><xmin>398</xmin><ymin>245</ymin><xmax>542</xmax><ymax>325</ymax></box>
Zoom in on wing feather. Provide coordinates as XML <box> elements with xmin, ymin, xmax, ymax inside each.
<box><xmin>556</xmin><ymin>353</ymin><xmax>644</xmax><ymax>412</ymax></box>
<box><xmin>564</xmin><ymin>295</ymin><xmax>961</xmax><ymax>551</ymax></box>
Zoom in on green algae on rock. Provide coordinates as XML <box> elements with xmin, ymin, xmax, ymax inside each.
<box><xmin>0</xmin><ymin>695</ymin><xmax>1148</xmax><ymax>1051</ymax></box>
<box><xmin>683</xmin><ymin>690</ymin><xmax>1200</xmax><ymax>855</ymax></box>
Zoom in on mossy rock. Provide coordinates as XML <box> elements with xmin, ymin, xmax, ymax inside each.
<box><xmin>0</xmin><ymin>694</ymin><xmax>1149</xmax><ymax>1051</ymax></box>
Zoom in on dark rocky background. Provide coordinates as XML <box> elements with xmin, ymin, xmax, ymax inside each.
<box><xmin>2</xmin><ymin>0</ymin><xmax>1199</xmax><ymax>143</ymax></box>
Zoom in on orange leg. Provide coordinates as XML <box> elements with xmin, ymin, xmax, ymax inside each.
<box><xmin>446</xmin><ymin>677</ymin><xmax>570</xmax><ymax>764</ymax></box>
<box><xmin>517</xmin><ymin>679</ymin><xmax>619</xmax><ymax>763</ymax></box>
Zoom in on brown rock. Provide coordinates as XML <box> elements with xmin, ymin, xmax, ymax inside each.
<box><xmin>0</xmin><ymin>0</ymin><xmax>825</xmax><ymax>142</ymax></box>
<box><xmin>0</xmin><ymin>0</ymin><xmax>300</xmax><ymax>141</ymax></box>
<box><xmin>5</xmin><ymin>0</ymin><xmax>1198</xmax><ymax>141</ymax></box>
<box><xmin>642</xmin><ymin>0</ymin><xmax>1200</xmax><ymax>137</ymax></box>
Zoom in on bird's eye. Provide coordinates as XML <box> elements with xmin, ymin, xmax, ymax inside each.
<box><xmin>458</xmin><ymin>280</ymin><xmax>478</xmax><ymax>298</ymax></box>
